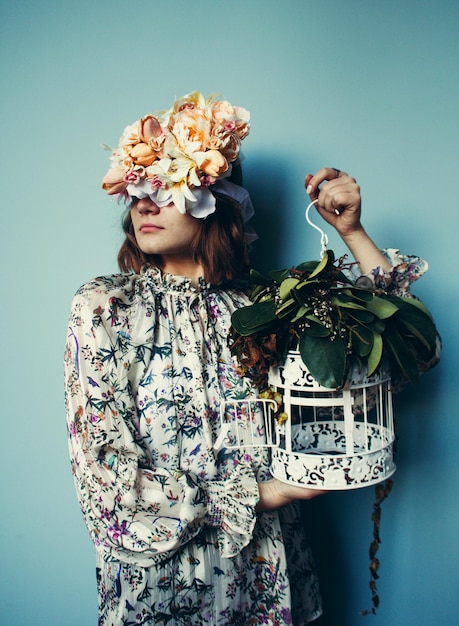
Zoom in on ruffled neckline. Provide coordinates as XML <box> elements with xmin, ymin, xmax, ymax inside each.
<box><xmin>140</xmin><ymin>266</ymin><xmax>213</xmax><ymax>296</ymax></box>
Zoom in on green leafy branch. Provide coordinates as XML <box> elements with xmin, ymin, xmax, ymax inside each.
<box><xmin>229</xmin><ymin>250</ymin><xmax>438</xmax><ymax>389</ymax></box>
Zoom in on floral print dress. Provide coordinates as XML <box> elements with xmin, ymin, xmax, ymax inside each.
<box><xmin>64</xmin><ymin>251</ymin><xmax>435</xmax><ymax>626</ymax></box>
<box><xmin>64</xmin><ymin>267</ymin><xmax>322</xmax><ymax>626</ymax></box>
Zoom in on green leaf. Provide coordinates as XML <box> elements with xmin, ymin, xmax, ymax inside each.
<box><xmin>299</xmin><ymin>333</ymin><xmax>346</xmax><ymax>388</ymax></box>
<box><xmin>276</xmin><ymin>328</ymin><xmax>292</xmax><ymax>361</ymax></box>
<box><xmin>309</xmin><ymin>250</ymin><xmax>335</xmax><ymax>279</ymax></box>
<box><xmin>295</xmin><ymin>260</ymin><xmax>321</xmax><ymax>273</ymax></box>
<box><xmin>367</xmin><ymin>333</ymin><xmax>383</xmax><ymax>376</ymax></box>
<box><xmin>334</xmin><ymin>290</ymin><xmax>353</xmax><ymax>303</ymax></box>
<box><xmin>342</xmin><ymin>287</ymin><xmax>374</xmax><ymax>302</ymax></box>
<box><xmin>350</xmin><ymin>324</ymin><xmax>374</xmax><ymax>357</ymax></box>
<box><xmin>231</xmin><ymin>300</ymin><xmax>276</xmax><ymax>335</ymax></box>
<box><xmin>290</xmin><ymin>305</ymin><xmax>311</xmax><ymax>323</ymax></box>
<box><xmin>391</xmin><ymin>299</ymin><xmax>438</xmax><ymax>349</ymax></box>
<box><xmin>383</xmin><ymin>324</ymin><xmax>420</xmax><ymax>382</ymax></box>
<box><xmin>269</xmin><ymin>268</ymin><xmax>290</xmax><ymax>283</ymax></box>
<box><xmin>279</xmin><ymin>277</ymin><xmax>300</xmax><ymax>301</ymax></box>
<box><xmin>275</xmin><ymin>298</ymin><xmax>297</xmax><ymax>318</ymax></box>
<box><xmin>294</xmin><ymin>278</ymin><xmax>328</xmax><ymax>294</ymax></box>
<box><xmin>293</xmin><ymin>280</ymin><xmax>330</xmax><ymax>305</ymax></box>
<box><xmin>387</xmin><ymin>294</ymin><xmax>433</xmax><ymax>318</ymax></box>
<box><xmin>330</xmin><ymin>296</ymin><xmax>371</xmax><ymax>312</ymax></box>
<box><xmin>250</xmin><ymin>284</ymin><xmax>270</xmax><ymax>300</ymax></box>
<box><xmin>365</xmin><ymin>295</ymin><xmax>399</xmax><ymax>319</ymax></box>
<box><xmin>302</xmin><ymin>315</ymin><xmax>331</xmax><ymax>336</ymax></box>
<box><xmin>346</xmin><ymin>308</ymin><xmax>377</xmax><ymax>324</ymax></box>
<box><xmin>362</xmin><ymin>317</ymin><xmax>386</xmax><ymax>334</ymax></box>
<box><xmin>249</xmin><ymin>268</ymin><xmax>272</xmax><ymax>286</ymax></box>
<box><xmin>398</xmin><ymin>319</ymin><xmax>435</xmax><ymax>353</ymax></box>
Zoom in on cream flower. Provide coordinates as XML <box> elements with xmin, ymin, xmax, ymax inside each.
<box><xmin>170</xmin><ymin>109</ymin><xmax>211</xmax><ymax>150</ymax></box>
<box><xmin>172</xmin><ymin>91</ymin><xmax>206</xmax><ymax>113</ymax></box>
<box><xmin>118</xmin><ymin>121</ymin><xmax>141</xmax><ymax>147</ymax></box>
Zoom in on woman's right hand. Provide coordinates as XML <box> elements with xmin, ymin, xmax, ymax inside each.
<box><xmin>256</xmin><ymin>479</ymin><xmax>327</xmax><ymax>512</ymax></box>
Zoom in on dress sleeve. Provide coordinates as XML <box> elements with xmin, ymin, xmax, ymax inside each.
<box><xmin>64</xmin><ymin>287</ymin><xmax>259</xmax><ymax>566</ymax></box>
<box><xmin>205</xmin><ymin>464</ymin><xmax>259</xmax><ymax>558</ymax></box>
<box><xmin>355</xmin><ymin>249</ymin><xmax>441</xmax><ymax>376</ymax></box>
<box><xmin>360</xmin><ymin>248</ymin><xmax>430</xmax><ymax>296</ymax></box>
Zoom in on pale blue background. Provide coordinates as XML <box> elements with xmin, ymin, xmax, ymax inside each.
<box><xmin>1</xmin><ymin>1</ymin><xmax>457</xmax><ymax>624</ymax></box>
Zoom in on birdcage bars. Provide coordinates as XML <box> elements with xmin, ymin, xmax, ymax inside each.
<box><xmin>216</xmin><ymin>351</ymin><xmax>396</xmax><ymax>490</ymax></box>
<box><xmin>269</xmin><ymin>351</ymin><xmax>396</xmax><ymax>489</ymax></box>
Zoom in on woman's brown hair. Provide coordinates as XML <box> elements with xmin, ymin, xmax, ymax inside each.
<box><xmin>117</xmin><ymin>185</ymin><xmax>251</xmax><ymax>284</ymax></box>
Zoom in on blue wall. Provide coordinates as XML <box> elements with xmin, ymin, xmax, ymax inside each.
<box><xmin>1</xmin><ymin>1</ymin><xmax>457</xmax><ymax>624</ymax></box>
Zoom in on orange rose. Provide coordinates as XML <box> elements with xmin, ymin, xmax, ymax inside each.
<box><xmin>198</xmin><ymin>150</ymin><xmax>229</xmax><ymax>177</ymax></box>
<box><xmin>129</xmin><ymin>142</ymin><xmax>157</xmax><ymax>167</ymax></box>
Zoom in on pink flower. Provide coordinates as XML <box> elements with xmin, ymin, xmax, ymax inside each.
<box><xmin>151</xmin><ymin>175</ymin><xmax>165</xmax><ymax>189</ymax></box>
<box><xmin>124</xmin><ymin>170</ymin><xmax>140</xmax><ymax>184</ymax></box>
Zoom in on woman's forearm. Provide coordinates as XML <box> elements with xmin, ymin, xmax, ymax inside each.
<box><xmin>341</xmin><ymin>226</ymin><xmax>391</xmax><ymax>275</ymax></box>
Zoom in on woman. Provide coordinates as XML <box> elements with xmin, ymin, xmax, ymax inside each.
<box><xmin>64</xmin><ymin>92</ymin><xmax>431</xmax><ymax>625</ymax></box>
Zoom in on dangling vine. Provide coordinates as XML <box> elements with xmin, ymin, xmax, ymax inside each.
<box><xmin>360</xmin><ymin>478</ymin><xmax>394</xmax><ymax>616</ymax></box>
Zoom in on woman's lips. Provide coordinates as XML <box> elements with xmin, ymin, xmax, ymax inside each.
<box><xmin>140</xmin><ymin>224</ymin><xmax>163</xmax><ymax>232</ymax></box>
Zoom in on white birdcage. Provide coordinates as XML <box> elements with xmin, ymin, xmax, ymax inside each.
<box><xmin>217</xmin><ymin>200</ymin><xmax>396</xmax><ymax>490</ymax></box>
<box><xmin>216</xmin><ymin>350</ymin><xmax>395</xmax><ymax>490</ymax></box>
<box><xmin>268</xmin><ymin>351</ymin><xmax>395</xmax><ymax>489</ymax></box>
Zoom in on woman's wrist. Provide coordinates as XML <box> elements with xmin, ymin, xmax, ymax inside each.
<box><xmin>256</xmin><ymin>480</ymin><xmax>285</xmax><ymax>512</ymax></box>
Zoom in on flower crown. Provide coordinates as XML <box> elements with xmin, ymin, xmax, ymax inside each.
<box><xmin>102</xmin><ymin>91</ymin><xmax>250</xmax><ymax>218</ymax></box>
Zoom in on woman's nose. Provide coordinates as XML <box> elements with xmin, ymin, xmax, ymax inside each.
<box><xmin>136</xmin><ymin>198</ymin><xmax>160</xmax><ymax>214</ymax></box>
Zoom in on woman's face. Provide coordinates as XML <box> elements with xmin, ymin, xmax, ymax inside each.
<box><xmin>130</xmin><ymin>197</ymin><xmax>203</xmax><ymax>276</ymax></box>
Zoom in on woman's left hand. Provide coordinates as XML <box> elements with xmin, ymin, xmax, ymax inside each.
<box><xmin>305</xmin><ymin>167</ymin><xmax>362</xmax><ymax>237</ymax></box>
<box><xmin>306</xmin><ymin>167</ymin><xmax>391</xmax><ymax>274</ymax></box>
